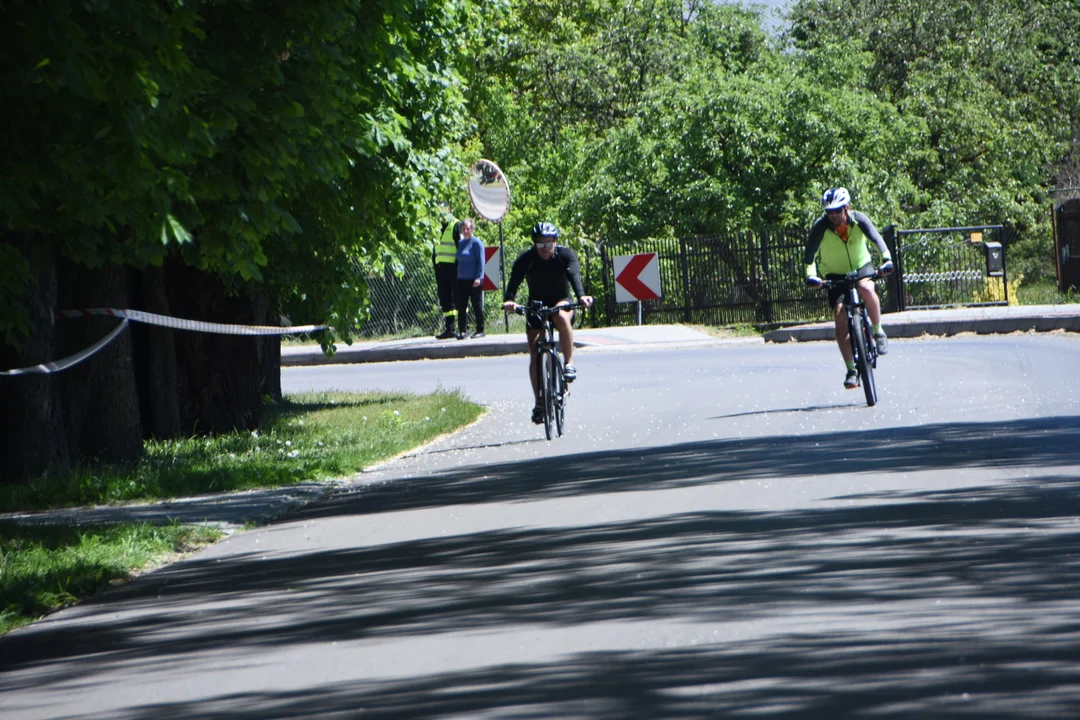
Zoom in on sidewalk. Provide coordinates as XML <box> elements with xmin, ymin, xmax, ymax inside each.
<box><xmin>281</xmin><ymin>324</ymin><xmax>746</xmax><ymax>366</ymax></box>
<box><xmin>763</xmin><ymin>303</ymin><xmax>1080</xmax><ymax>343</ymax></box>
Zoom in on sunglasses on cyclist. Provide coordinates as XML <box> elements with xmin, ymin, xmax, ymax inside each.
<box><xmin>534</xmin><ymin>240</ymin><xmax>556</xmax><ymax>250</ymax></box>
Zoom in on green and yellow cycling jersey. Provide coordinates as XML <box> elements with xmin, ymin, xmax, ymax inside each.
<box><xmin>803</xmin><ymin>209</ymin><xmax>890</xmax><ymax>277</ymax></box>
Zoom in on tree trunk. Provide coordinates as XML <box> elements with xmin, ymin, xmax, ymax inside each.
<box><xmin>252</xmin><ymin>286</ymin><xmax>282</xmax><ymax>404</ymax></box>
<box><xmin>164</xmin><ymin>260</ymin><xmax>268</xmax><ymax>434</ymax></box>
<box><xmin>132</xmin><ymin>265</ymin><xmax>183</xmax><ymax>440</ymax></box>
<box><xmin>0</xmin><ymin>236</ymin><xmax>72</xmax><ymax>482</ymax></box>
<box><xmin>55</xmin><ymin>260</ymin><xmax>144</xmax><ymax>466</ymax></box>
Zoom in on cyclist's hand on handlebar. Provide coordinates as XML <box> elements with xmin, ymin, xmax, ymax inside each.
<box><xmin>806</xmin><ymin>276</ymin><xmax>823</xmax><ymax>288</ymax></box>
<box><xmin>879</xmin><ymin>260</ymin><xmax>895</xmax><ymax>276</ymax></box>
<box><xmin>502</xmin><ymin>301</ymin><xmax>519</xmax><ymax>313</ymax></box>
<box><xmin>579</xmin><ymin>295</ymin><xmax>594</xmax><ymax>309</ymax></box>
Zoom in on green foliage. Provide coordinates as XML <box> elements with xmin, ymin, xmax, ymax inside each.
<box><xmin>787</xmin><ymin>0</ymin><xmax>1080</xmax><ymax>281</ymax></box>
<box><xmin>0</xmin><ymin>0</ymin><xmax>480</xmax><ymax>347</ymax></box>
<box><xmin>465</xmin><ymin>0</ymin><xmax>1075</xmax><ymax>289</ymax></box>
<box><xmin>972</xmin><ymin>274</ymin><xmax>1023</xmax><ymax>306</ymax></box>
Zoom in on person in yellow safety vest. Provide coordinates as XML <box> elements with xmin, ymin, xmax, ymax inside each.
<box><xmin>433</xmin><ymin>209</ymin><xmax>461</xmax><ymax>339</ymax></box>
<box><xmin>804</xmin><ymin>187</ymin><xmax>895</xmax><ymax>389</ymax></box>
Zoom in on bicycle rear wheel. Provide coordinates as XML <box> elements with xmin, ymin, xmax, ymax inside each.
<box><xmin>851</xmin><ymin>310</ymin><xmax>878</xmax><ymax>406</ymax></box>
<box><xmin>554</xmin><ymin>357</ymin><xmax>566</xmax><ymax>437</ymax></box>
<box><xmin>540</xmin><ymin>350</ymin><xmax>555</xmax><ymax>440</ymax></box>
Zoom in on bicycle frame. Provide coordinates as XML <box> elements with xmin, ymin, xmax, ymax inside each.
<box><xmin>514</xmin><ymin>301</ymin><xmax>581</xmax><ymax>439</ymax></box>
<box><xmin>821</xmin><ymin>271</ymin><xmax>880</xmax><ymax>407</ymax></box>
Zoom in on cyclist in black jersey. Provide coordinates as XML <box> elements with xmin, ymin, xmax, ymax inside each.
<box><xmin>503</xmin><ymin>222</ymin><xmax>594</xmax><ymax>424</ymax></box>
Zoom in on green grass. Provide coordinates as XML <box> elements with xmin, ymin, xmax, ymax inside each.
<box><xmin>1015</xmin><ymin>280</ymin><xmax>1080</xmax><ymax>305</ymax></box>
<box><xmin>0</xmin><ymin>521</ymin><xmax>222</xmax><ymax>634</ymax></box>
<box><xmin>0</xmin><ymin>388</ymin><xmax>483</xmax><ymax>635</ymax></box>
<box><xmin>0</xmin><ymin>389</ymin><xmax>484</xmax><ymax>514</ymax></box>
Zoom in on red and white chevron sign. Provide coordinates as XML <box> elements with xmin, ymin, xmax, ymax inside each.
<box><xmin>614</xmin><ymin>252</ymin><xmax>661</xmax><ymax>303</ymax></box>
<box><xmin>482</xmin><ymin>246</ymin><xmax>502</xmax><ymax>292</ymax></box>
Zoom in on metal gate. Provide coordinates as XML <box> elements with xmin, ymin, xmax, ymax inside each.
<box><xmin>1054</xmin><ymin>197</ymin><xmax>1080</xmax><ymax>292</ymax></box>
<box><xmin>885</xmin><ymin>225</ymin><xmax>1007</xmax><ymax>311</ymax></box>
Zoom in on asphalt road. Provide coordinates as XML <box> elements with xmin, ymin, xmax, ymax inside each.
<box><xmin>3</xmin><ymin>334</ymin><xmax>1080</xmax><ymax>718</ymax></box>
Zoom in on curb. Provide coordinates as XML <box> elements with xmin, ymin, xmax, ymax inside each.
<box><xmin>282</xmin><ymin>339</ymin><xmax>528</xmax><ymax>366</ymax></box>
<box><xmin>764</xmin><ymin>311</ymin><xmax>1080</xmax><ymax>343</ymax></box>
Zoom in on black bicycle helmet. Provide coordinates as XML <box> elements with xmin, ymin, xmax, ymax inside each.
<box><xmin>531</xmin><ymin>221</ymin><xmax>559</xmax><ymax>240</ymax></box>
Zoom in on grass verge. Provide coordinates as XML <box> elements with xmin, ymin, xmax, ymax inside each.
<box><xmin>0</xmin><ymin>389</ymin><xmax>483</xmax><ymax>635</ymax></box>
<box><xmin>0</xmin><ymin>521</ymin><xmax>222</xmax><ymax>634</ymax></box>
<box><xmin>1015</xmin><ymin>280</ymin><xmax>1079</xmax><ymax>305</ymax></box>
<box><xmin>687</xmin><ymin>323</ymin><xmax>765</xmax><ymax>339</ymax></box>
<box><xmin>1</xmin><ymin>389</ymin><xmax>483</xmax><ymax>513</ymax></box>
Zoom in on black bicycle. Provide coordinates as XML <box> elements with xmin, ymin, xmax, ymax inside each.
<box><xmin>819</xmin><ymin>269</ymin><xmax>884</xmax><ymax>407</ymax></box>
<box><xmin>512</xmin><ymin>301</ymin><xmax>582</xmax><ymax>440</ymax></box>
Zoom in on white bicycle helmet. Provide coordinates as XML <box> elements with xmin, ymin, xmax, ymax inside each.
<box><xmin>821</xmin><ymin>187</ymin><xmax>850</xmax><ymax>210</ymax></box>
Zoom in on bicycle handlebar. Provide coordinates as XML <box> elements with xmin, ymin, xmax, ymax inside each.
<box><xmin>818</xmin><ymin>269</ymin><xmax>884</xmax><ymax>290</ymax></box>
<box><xmin>508</xmin><ymin>301</ymin><xmax>584</xmax><ymax>318</ymax></box>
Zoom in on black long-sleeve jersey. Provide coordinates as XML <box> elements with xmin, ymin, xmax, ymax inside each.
<box><xmin>503</xmin><ymin>245</ymin><xmax>586</xmax><ymax>307</ymax></box>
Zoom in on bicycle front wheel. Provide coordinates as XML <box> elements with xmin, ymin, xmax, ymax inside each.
<box><xmin>852</xmin><ymin>310</ymin><xmax>878</xmax><ymax>407</ymax></box>
<box><xmin>540</xmin><ymin>350</ymin><xmax>555</xmax><ymax>440</ymax></box>
<box><xmin>554</xmin><ymin>357</ymin><xmax>566</xmax><ymax>437</ymax></box>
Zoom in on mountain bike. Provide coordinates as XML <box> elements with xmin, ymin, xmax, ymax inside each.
<box><xmin>819</xmin><ymin>269</ymin><xmax>883</xmax><ymax>407</ymax></box>
<box><xmin>512</xmin><ymin>301</ymin><xmax>582</xmax><ymax>440</ymax></box>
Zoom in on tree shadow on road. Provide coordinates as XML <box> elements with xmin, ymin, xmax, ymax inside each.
<box><xmin>2</xmin><ymin>415</ymin><xmax>1079</xmax><ymax>718</ymax></box>
<box><xmin>305</xmin><ymin>413</ymin><xmax>1080</xmax><ymax>519</ymax></box>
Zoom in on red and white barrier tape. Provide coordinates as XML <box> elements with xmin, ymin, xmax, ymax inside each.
<box><xmin>0</xmin><ymin>319</ymin><xmax>130</xmax><ymax>376</ymax></box>
<box><xmin>57</xmin><ymin>308</ymin><xmax>329</xmax><ymax>336</ymax></box>
<box><xmin>1</xmin><ymin>310</ymin><xmax>328</xmax><ymax>376</ymax></box>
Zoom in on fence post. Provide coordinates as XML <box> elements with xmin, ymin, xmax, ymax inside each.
<box><xmin>757</xmin><ymin>229</ymin><xmax>773</xmax><ymax>324</ymax></box>
<box><xmin>680</xmin><ymin>235</ymin><xmax>691</xmax><ymax>323</ymax></box>
<box><xmin>599</xmin><ymin>243</ymin><xmax>612</xmax><ymax>326</ymax></box>
<box><xmin>883</xmin><ymin>224</ymin><xmax>902</xmax><ymax>313</ymax></box>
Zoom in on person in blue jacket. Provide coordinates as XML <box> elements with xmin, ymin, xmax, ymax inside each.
<box><xmin>454</xmin><ymin>218</ymin><xmax>486</xmax><ymax>339</ymax></box>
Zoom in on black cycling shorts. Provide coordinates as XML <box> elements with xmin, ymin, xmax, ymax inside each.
<box><xmin>826</xmin><ymin>264</ymin><xmax>875</xmax><ymax>307</ymax></box>
<box><xmin>526</xmin><ymin>302</ymin><xmax>575</xmax><ymax>331</ymax></box>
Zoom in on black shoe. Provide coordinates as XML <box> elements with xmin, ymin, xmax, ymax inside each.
<box><xmin>874</xmin><ymin>330</ymin><xmax>888</xmax><ymax>355</ymax></box>
<box><xmin>531</xmin><ymin>405</ymin><xmax>544</xmax><ymax>424</ymax></box>
<box><xmin>564</xmin><ymin>363</ymin><xmax>577</xmax><ymax>382</ymax></box>
<box><xmin>471</xmin><ymin>331</ymin><xmax>486</xmax><ymax>339</ymax></box>
<box><xmin>456</xmin><ymin>332</ymin><xmax>466</xmax><ymax>340</ymax></box>
<box><xmin>844</xmin><ymin>369</ymin><xmax>859</xmax><ymax>389</ymax></box>
<box><xmin>435</xmin><ymin>329</ymin><xmax>456</xmax><ymax>340</ymax></box>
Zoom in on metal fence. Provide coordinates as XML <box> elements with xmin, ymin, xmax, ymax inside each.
<box><xmin>595</xmin><ymin>228</ymin><xmax>825</xmax><ymax>326</ymax></box>
<box><xmin>359</xmin><ymin>224</ymin><xmax>1011</xmax><ymax>337</ymax></box>
<box><xmin>360</xmin><ymin>242</ymin><xmax>532</xmax><ymax>338</ymax></box>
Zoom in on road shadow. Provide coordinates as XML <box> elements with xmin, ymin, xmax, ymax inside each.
<box><xmin>301</xmin><ymin>414</ymin><xmax>1080</xmax><ymax>519</ymax></box>
<box><xmin>2</xmin><ymin>415</ymin><xmax>1079</xmax><ymax>718</ymax></box>
<box><xmin>709</xmin><ymin>402</ymin><xmax>855</xmax><ymax>419</ymax></box>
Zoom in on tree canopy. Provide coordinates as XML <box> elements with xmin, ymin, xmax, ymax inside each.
<box><xmin>464</xmin><ymin>0</ymin><xmax>1079</xmax><ymax>281</ymax></box>
<box><xmin>1</xmin><ymin>0</ymin><xmax>478</xmax><ymax>348</ymax></box>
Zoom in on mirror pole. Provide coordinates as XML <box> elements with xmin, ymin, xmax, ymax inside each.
<box><xmin>500</xmin><ymin>222</ymin><xmax>509</xmax><ymax>333</ymax></box>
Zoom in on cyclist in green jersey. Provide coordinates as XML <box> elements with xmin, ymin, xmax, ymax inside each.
<box><xmin>804</xmin><ymin>187</ymin><xmax>895</xmax><ymax>389</ymax></box>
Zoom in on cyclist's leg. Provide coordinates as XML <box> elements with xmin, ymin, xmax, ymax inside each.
<box><xmin>856</xmin><ymin>278</ymin><xmax>888</xmax><ymax>354</ymax></box>
<box><xmin>856</xmin><ymin>278</ymin><xmax>882</xmax><ymax>327</ymax></box>
<box><xmin>833</xmin><ymin>302</ymin><xmax>853</xmax><ymax>364</ymax></box>
<box><xmin>553</xmin><ymin>304</ymin><xmax>575</xmax><ymax>363</ymax></box>
<box><xmin>526</xmin><ymin>328</ymin><xmax>542</xmax><ymax>402</ymax></box>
